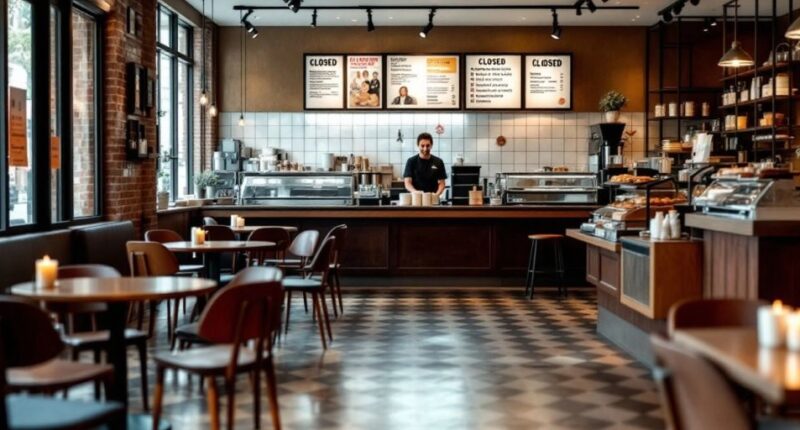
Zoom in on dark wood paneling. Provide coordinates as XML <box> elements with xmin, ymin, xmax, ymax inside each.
<box><xmin>586</xmin><ymin>245</ymin><xmax>600</xmax><ymax>285</ymax></box>
<box><xmin>339</xmin><ymin>224</ymin><xmax>389</xmax><ymax>270</ymax></box>
<box><xmin>598</xmin><ymin>289</ymin><xmax>666</xmax><ymax>335</ymax></box>
<box><xmin>598</xmin><ymin>248</ymin><xmax>620</xmax><ymax>297</ymax></box>
<box><xmin>156</xmin><ymin>211</ymin><xmax>193</xmax><ymax>239</ymax></box>
<box><xmin>394</xmin><ymin>222</ymin><xmax>492</xmax><ymax>270</ymax></box>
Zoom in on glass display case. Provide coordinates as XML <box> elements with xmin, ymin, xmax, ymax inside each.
<box><xmin>495</xmin><ymin>172</ymin><xmax>599</xmax><ymax>205</ymax></box>
<box><xmin>238</xmin><ymin>172</ymin><xmax>355</xmax><ymax>206</ymax></box>
<box><xmin>693</xmin><ymin>178</ymin><xmax>800</xmax><ymax>220</ymax></box>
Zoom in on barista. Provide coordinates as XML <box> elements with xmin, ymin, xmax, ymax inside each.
<box><xmin>403</xmin><ymin>132</ymin><xmax>447</xmax><ymax>196</ymax></box>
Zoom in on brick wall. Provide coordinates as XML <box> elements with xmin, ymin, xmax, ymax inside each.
<box><xmin>193</xmin><ymin>22</ymin><xmax>217</xmax><ymax>174</ymax></box>
<box><xmin>73</xmin><ymin>11</ymin><xmax>96</xmax><ymax>218</ymax></box>
<box><xmin>103</xmin><ymin>0</ymin><xmax>157</xmax><ymax>236</ymax></box>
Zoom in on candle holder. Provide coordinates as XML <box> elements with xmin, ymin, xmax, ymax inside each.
<box><xmin>35</xmin><ymin>255</ymin><xmax>58</xmax><ymax>289</ymax></box>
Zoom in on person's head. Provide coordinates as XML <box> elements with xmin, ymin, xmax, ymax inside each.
<box><xmin>399</xmin><ymin>86</ymin><xmax>408</xmax><ymax>97</ymax></box>
<box><xmin>362</xmin><ymin>70</ymin><xmax>369</xmax><ymax>79</ymax></box>
<box><xmin>373</xmin><ymin>72</ymin><xmax>379</xmax><ymax>79</ymax></box>
<box><xmin>417</xmin><ymin>132</ymin><xmax>433</xmax><ymax>158</ymax></box>
<box><xmin>360</xmin><ymin>81</ymin><xmax>370</xmax><ymax>93</ymax></box>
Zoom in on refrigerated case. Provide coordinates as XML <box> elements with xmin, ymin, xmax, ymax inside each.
<box><xmin>496</xmin><ymin>172</ymin><xmax>598</xmax><ymax>205</ymax></box>
<box><xmin>238</xmin><ymin>172</ymin><xmax>355</xmax><ymax>206</ymax></box>
<box><xmin>693</xmin><ymin>178</ymin><xmax>800</xmax><ymax>220</ymax></box>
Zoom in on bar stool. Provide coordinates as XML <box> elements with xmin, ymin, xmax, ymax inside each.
<box><xmin>525</xmin><ymin>234</ymin><xmax>565</xmax><ymax>299</ymax></box>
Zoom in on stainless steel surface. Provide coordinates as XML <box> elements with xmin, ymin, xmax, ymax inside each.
<box><xmin>693</xmin><ymin>178</ymin><xmax>800</xmax><ymax>220</ymax></box>
<box><xmin>496</xmin><ymin>172</ymin><xmax>598</xmax><ymax>205</ymax></box>
<box><xmin>238</xmin><ymin>172</ymin><xmax>355</xmax><ymax>206</ymax></box>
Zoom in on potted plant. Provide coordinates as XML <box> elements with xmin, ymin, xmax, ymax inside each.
<box><xmin>194</xmin><ymin>170</ymin><xmax>219</xmax><ymax>199</ymax></box>
<box><xmin>156</xmin><ymin>170</ymin><xmax>170</xmax><ymax>210</ymax></box>
<box><xmin>599</xmin><ymin>91</ymin><xmax>627</xmax><ymax>123</ymax></box>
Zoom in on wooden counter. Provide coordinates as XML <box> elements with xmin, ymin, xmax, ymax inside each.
<box><xmin>159</xmin><ymin>205</ymin><xmax>596</xmax><ymax>281</ymax></box>
<box><xmin>685</xmin><ymin>213</ymin><xmax>800</xmax><ymax>305</ymax></box>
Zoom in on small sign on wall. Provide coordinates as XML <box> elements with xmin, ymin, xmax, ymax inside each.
<box><xmin>304</xmin><ymin>55</ymin><xmax>345</xmax><ymax>110</ymax></box>
<box><xmin>524</xmin><ymin>54</ymin><xmax>572</xmax><ymax>110</ymax></box>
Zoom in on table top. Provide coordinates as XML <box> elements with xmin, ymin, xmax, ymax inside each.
<box><xmin>230</xmin><ymin>225</ymin><xmax>298</xmax><ymax>234</ymax></box>
<box><xmin>164</xmin><ymin>240</ymin><xmax>275</xmax><ymax>253</ymax></box>
<box><xmin>10</xmin><ymin>276</ymin><xmax>218</xmax><ymax>303</ymax></box>
<box><xmin>673</xmin><ymin>327</ymin><xmax>800</xmax><ymax>406</ymax></box>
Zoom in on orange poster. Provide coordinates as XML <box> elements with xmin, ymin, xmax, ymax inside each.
<box><xmin>50</xmin><ymin>136</ymin><xmax>60</xmax><ymax>169</ymax></box>
<box><xmin>8</xmin><ymin>87</ymin><xmax>28</xmax><ymax>167</ymax></box>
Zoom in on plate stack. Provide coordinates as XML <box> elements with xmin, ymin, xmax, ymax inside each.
<box><xmin>661</xmin><ymin>140</ymin><xmax>684</xmax><ymax>153</ymax></box>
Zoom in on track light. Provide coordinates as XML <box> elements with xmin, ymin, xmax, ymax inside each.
<box><xmin>586</xmin><ymin>0</ymin><xmax>597</xmax><ymax>13</ymax></box>
<box><xmin>311</xmin><ymin>8</ymin><xmax>317</xmax><ymax>28</ymax></box>
<box><xmin>419</xmin><ymin>9</ymin><xmax>435</xmax><ymax>38</ymax></box>
<box><xmin>689</xmin><ymin>0</ymin><xmax>700</xmax><ymax>5</ymax></box>
<box><xmin>574</xmin><ymin>0</ymin><xmax>583</xmax><ymax>15</ymax></box>
<box><xmin>367</xmin><ymin>8</ymin><xmax>375</xmax><ymax>32</ymax></box>
<box><xmin>550</xmin><ymin>9</ymin><xmax>561</xmax><ymax>40</ymax></box>
<box><xmin>284</xmin><ymin>0</ymin><xmax>302</xmax><ymax>13</ymax></box>
<box><xmin>661</xmin><ymin>10</ymin><xmax>673</xmax><ymax>22</ymax></box>
<box><xmin>672</xmin><ymin>0</ymin><xmax>685</xmax><ymax>15</ymax></box>
<box><xmin>710</xmin><ymin>18</ymin><xmax>717</xmax><ymax>26</ymax></box>
<box><xmin>241</xmin><ymin>9</ymin><xmax>258</xmax><ymax>38</ymax></box>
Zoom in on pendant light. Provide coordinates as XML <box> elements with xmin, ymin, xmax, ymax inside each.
<box><xmin>787</xmin><ymin>13</ymin><xmax>800</xmax><ymax>39</ymax></box>
<box><xmin>208</xmin><ymin>0</ymin><xmax>217</xmax><ymax>117</ymax></box>
<box><xmin>718</xmin><ymin>0</ymin><xmax>754</xmax><ymax>68</ymax></box>
<box><xmin>199</xmin><ymin>0</ymin><xmax>208</xmax><ymax>106</ymax></box>
<box><xmin>239</xmin><ymin>11</ymin><xmax>246</xmax><ymax>127</ymax></box>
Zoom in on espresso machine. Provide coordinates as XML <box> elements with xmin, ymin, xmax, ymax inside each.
<box><xmin>214</xmin><ymin>139</ymin><xmax>242</xmax><ymax>172</ymax></box>
<box><xmin>588</xmin><ymin>123</ymin><xmax>626</xmax><ymax>181</ymax></box>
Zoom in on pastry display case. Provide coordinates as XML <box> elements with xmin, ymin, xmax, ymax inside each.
<box><xmin>238</xmin><ymin>172</ymin><xmax>355</xmax><ymax>206</ymax></box>
<box><xmin>693</xmin><ymin>178</ymin><xmax>800</xmax><ymax>220</ymax></box>
<box><xmin>495</xmin><ymin>172</ymin><xmax>599</xmax><ymax>205</ymax></box>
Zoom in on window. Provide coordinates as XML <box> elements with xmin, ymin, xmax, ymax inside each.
<box><xmin>157</xmin><ymin>5</ymin><xmax>193</xmax><ymax>199</ymax></box>
<box><xmin>7</xmin><ymin>0</ymin><xmax>33</xmax><ymax>226</ymax></box>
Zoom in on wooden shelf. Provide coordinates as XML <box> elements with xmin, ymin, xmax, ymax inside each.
<box><xmin>718</xmin><ymin>95</ymin><xmax>800</xmax><ymax>110</ymax></box>
<box><xmin>721</xmin><ymin>125</ymin><xmax>793</xmax><ymax>135</ymax></box>
<box><xmin>720</xmin><ymin>61</ymin><xmax>797</xmax><ymax>82</ymax></box>
<box><xmin>648</xmin><ymin>87</ymin><xmax>721</xmax><ymax>94</ymax></box>
<box><xmin>647</xmin><ymin>116</ymin><xmax>712</xmax><ymax>121</ymax></box>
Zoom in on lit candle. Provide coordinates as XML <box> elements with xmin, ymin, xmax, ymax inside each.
<box><xmin>230</xmin><ymin>215</ymin><xmax>239</xmax><ymax>228</ymax></box>
<box><xmin>236</xmin><ymin>216</ymin><xmax>245</xmax><ymax>228</ymax></box>
<box><xmin>787</xmin><ymin>312</ymin><xmax>800</xmax><ymax>352</ymax></box>
<box><xmin>191</xmin><ymin>227</ymin><xmax>206</xmax><ymax>245</ymax></box>
<box><xmin>35</xmin><ymin>255</ymin><xmax>58</xmax><ymax>289</ymax></box>
<box><xmin>758</xmin><ymin>300</ymin><xmax>789</xmax><ymax>348</ymax></box>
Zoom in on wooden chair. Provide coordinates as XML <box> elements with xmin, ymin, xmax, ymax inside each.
<box><xmin>270</xmin><ymin>229</ymin><xmax>319</xmax><ymax>269</ymax></box>
<box><xmin>283</xmin><ymin>236</ymin><xmax>336</xmax><ymax>349</ymax></box>
<box><xmin>152</xmin><ymin>267</ymin><xmax>284</xmax><ymax>430</ymax></box>
<box><xmin>246</xmin><ymin>227</ymin><xmax>291</xmax><ymax>266</ymax></box>
<box><xmin>203</xmin><ymin>217</ymin><xmax>219</xmax><ymax>226</ymax></box>
<box><xmin>145</xmin><ymin>228</ymin><xmax>205</xmax><ymax>274</ymax></box>
<box><xmin>204</xmin><ymin>225</ymin><xmax>238</xmax><ymax>279</ymax></box>
<box><xmin>126</xmin><ymin>241</ymin><xmax>182</xmax><ymax>351</ymax></box>
<box><xmin>650</xmin><ymin>334</ymin><xmax>751</xmax><ymax>430</ymax></box>
<box><xmin>667</xmin><ymin>298</ymin><xmax>766</xmax><ymax>337</ymax></box>
<box><xmin>0</xmin><ymin>296</ymin><xmax>124</xmax><ymax>429</ymax></box>
<box><xmin>317</xmin><ymin>224</ymin><xmax>347</xmax><ymax>317</ymax></box>
<box><xmin>48</xmin><ymin>264</ymin><xmax>150</xmax><ymax>410</ymax></box>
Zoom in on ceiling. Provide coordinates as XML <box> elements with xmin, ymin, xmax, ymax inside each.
<box><xmin>184</xmin><ymin>0</ymin><xmax>791</xmax><ymax>27</ymax></box>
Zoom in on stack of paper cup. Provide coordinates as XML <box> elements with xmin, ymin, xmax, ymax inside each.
<box><xmin>422</xmin><ymin>192</ymin><xmax>432</xmax><ymax>206</ymax></box>
<box><xmin>399</xmin><ymin>193</ymin><xmax>412</xmax><ymax>206</ymax></box>
<box><xmin>431</xmin><ymin>193</ymin><xmax>439</xmax><ymax>205</ymax></box>
<box><xmin>411</xmin><ymin>192</ymin><xmax>423</xmax><ymax>207</ymax></box>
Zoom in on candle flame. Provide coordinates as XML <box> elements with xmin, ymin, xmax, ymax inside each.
<box><xmin>774</xmin><ymin>300</ymin><xmax>784</xmax><ymax>311</ymax></box>
<box><xmin>43</xmin><ymin>255</ymin><xmax>50</xmax><ymax>261</ymax></box>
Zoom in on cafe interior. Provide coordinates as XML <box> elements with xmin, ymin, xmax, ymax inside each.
<box><xmin>1</xmin><ymin>0</ymin><xmax>800</xmax><ymax>429</ymax></box>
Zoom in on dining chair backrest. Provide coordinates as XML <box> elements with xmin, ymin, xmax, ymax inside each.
<box><xmin>247</xmin><ymin>227</ymin><xmax>291</xmax><ymax>250</ymax></box>
<box><xmin>126</xmin><ymin>241</ymin><xmax>180</xmax><ymax>277</ymax></box>
<box><xmin>58</xmin><ymin>264</ymin><xmax>121</xmax><ymax>279</ymax></box>
<box><xmin>650</xmin><ymin>334</ymin><xmax>750</xmax><ymax>430</ymax></box>
<box><xmin>288</xmin><ymin>230</ymin><xmax>319</xmax><ymax>261</ymax></box>
<box><xmin>204</xmin><ymin>225</ymin><xmax>235</xmax><ymax>241</ymax></box>
<box><xmin>668</xmin><ymin>298</ymin><xmax>766</xmax><ymax>337</ymax></box>
<box><xmin>52</xmin><ymin>265</ymin><xmax>121</xmax><ymax>332</ymax></box>
<box><xmin>203</xmin><ymin>217</ymin><xmax>219</xmax><ymax>226</ymax></box>
<box><xmin>144</xmin><ymin>229</ymin><xmax>183</xmax><ymax>243</ymax></box>
<box><xmin>322</xmin><ymin>224</ymin><xmax>348</xmax><ymax>265</ymax></box>
<box><xmin>305</xmin><ymin>236</ymin><xmax>336</xmax><ymax>277</ymax></box>
<box><xmin>197</xmin><ymin>266</ymin><xmax>284</xmax><ymax>345</ymax></box>
<box><xmin>0</xmin><ymin>296</ymin><xmax>63</xmax><ymax>369</ymax></box>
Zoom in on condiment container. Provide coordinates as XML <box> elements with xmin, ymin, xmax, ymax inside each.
<box><xmin>701</xmin><ymin>102</ymin><xmax>710</xmax><ymax>117</ymax></box>
<box><xmin>668</xmin><ymin>102</ymin><xmax>678</xmax><ymax>117</ymax></box>
<box><xmin>411</xmin><ymin>192</ymin><xmax>423</xmax><ymax>207</ymax></box>
<box><xmin>468</xmin><ymin>186</ymin><xmax>483</xmax><ymax>206</ymax></box>
<box><xmin>422</xmin><ymin>192</ymin><xmax>432</xmax><ymax>206</ymax></box>
<box><xmin>399</xmin><ymin>193</ymin><xmax>412</xmax><ymax>206</ymax></box>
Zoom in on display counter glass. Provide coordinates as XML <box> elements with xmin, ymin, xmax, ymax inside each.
<box><xmin>238</xmin><ymin>172</ymin><xmax>355</xmax><ymax>206</ymax></box>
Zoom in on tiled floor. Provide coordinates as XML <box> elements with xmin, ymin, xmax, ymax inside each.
<box><xmin>106</xmin><ymin>289</ymin><xmax>664</xmax><ymax>429</ymax></box>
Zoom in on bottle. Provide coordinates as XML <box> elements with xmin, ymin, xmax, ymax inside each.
<box><xmin>348</xmin><ymin>153</ymin><xmax>355</xmax><ymax>171</ymax></box>
<box><xmin>737</xmin><ymin>140</ymin><xmax>748</xmax><ymax>163</ymax></box>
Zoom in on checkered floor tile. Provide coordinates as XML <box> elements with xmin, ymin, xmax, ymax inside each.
<box><xmin>80</xmin><ymin>289</ymin><xmax>665</xmax><ymax>429</ymax></box>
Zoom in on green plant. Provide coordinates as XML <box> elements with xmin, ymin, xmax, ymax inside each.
<box><xmin>599</xmin><ymin>91</ymin><xmax>627</xmax><ymax>112</ymax></box>
<box><xmin>194</xmin><ymin>170</ymin><xmax>219</xmax><ymax>188</ymax></box>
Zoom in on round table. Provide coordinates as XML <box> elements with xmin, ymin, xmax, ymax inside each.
<box><xmin>11</xmin><ymin>277</ymin><xmax>217</xmax><ymax>427</ymax></box>
<box><xmin>230</xmin><ymin>225</ymin><xmax>298</xmax><ymax>237</ymax></box>
<box><xmin>164</xmin><ymin>240</ymin><xmax>275</xmax><ymax>283</ymax></box>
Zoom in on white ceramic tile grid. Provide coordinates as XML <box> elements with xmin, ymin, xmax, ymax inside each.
<box><xmin>221</xmin><ymin>112</ymin><xmax>647</xmax><ymax>179</ymax></box>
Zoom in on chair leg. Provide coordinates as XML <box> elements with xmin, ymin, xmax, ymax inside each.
<box><xmin>206</xmin><ymin>376</ymin><xmax>220</xmax><ymax>430</ymax></box>
<box><xmin>328</xmin><ymin>273</ymin><xmax>339</xmax><ymax>318</ymax></box>
<box><xmin>284</xmin><ymin>291</ymin><xmax>292</xmax><ymax>335</ymax></box>
<box><xmin>136</xmin><ymin>302</ymin><xmax>145</xmax><ymax>330</ymax></box>
<box><xmin>528</xmin><ymin>240</ymin><xmax>539</xmax><ymax>300</ymax></box>
<box><xmin>225</xmin><ymin>376</ymin><xmax>237</xmax><ymax>430</ymax></box>
<box><xmin>152</xmin><ymin>366</ymin><xmax>165</xmax><ymax>430</ymax></box>
<box><xmin>334</xmin><ymin>270</ymin><xmax>344</xmax><ymax>315</ymax></box>
<box><xmin>148</xmin><ymin>301</ymin><xmax>157</xmax><ymax>339</ymax></box>
<box><xmin>319</xmin><ymin>289</ymin><xmax>333</xmax><ymax>342</ymax></box>
<box><xmin>557</xmin><ymin>240</ymin><xmax>566</xmax><ymax>296</ymax></box>
<box><xmin>138</xmin><ymin>341</ymin><xmax>149</xmax><ymax>411</ymax></box>
<box><xmin>251</xmin><ymin>368</ymin><xmax>261</xmax><ymax>430</ymax></box>
<box><xmin>312</xmin><ymin>293</ymin><xmax>327</xmax><ymax>349</ymax></box>
<box><xmin>302</xmin><ymin>292</ymin><xmax>309</xmax><ymax>314</ymax></box>
<box><xmin>170</xmin><ymin>299</ymin><xmax>180</xmax><ymax>350</ymax></box>
<box><xmin>525</xmin><ymin>240</ymin><xmax>535</xmax><ymax>297</ymax></box>
<box><xmin>264</xmin><ymin>355</ymin><xmax>282</xmax><ymax>430</ymax></box>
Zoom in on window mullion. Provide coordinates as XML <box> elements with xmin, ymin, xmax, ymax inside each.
<box><xmin>32</xmin><ymin>0</ymin><xmax>52</xmax><ymax>227</ymax></box>
<box><xmin>0</xmin><ymin>0</ymin><xmax>8</xmax><ymax>231</ymax></box>
<box><xmin>59</xmin><ymin>0</ymin><xmax>73</xmax><ymax>221</ymax></box>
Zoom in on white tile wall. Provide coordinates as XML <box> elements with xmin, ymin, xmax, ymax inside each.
<box><xmin>219</xmin><ymin>112</ymin><xmax>647</xmax><ymax>179</ymax></box>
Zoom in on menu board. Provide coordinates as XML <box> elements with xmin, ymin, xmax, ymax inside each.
<box><xmin>304</xmin><ymin>55</ymin><xmax>345</xmax><ymax>109</ymax></box>
<box><xmin>346</xmin><ymin>55</ymin><xmax>382</xmax><ymax>109</ymax></box>
<box><xmin>386</xmin><ymin>55</ymin><xmax>460</xmax><ymax>109</ymax></box>
<box><xmin>465</xmin><ymin>55</ymin><xmax>522</xmax><ymax>109</ymax></box>
<box><xmin>524</xmin><ymin>54</ymin><xmax>572</xmax><ymax>110</ymax></box>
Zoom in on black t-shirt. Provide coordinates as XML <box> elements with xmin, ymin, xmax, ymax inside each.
<box><xmin>403</xmin><ymin>155</ymin><xmax>447</xmax><ymax>192</ymax></box>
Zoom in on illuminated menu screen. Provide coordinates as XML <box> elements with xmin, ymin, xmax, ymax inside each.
<box><xmin>304</xmin><ymin>55</ymin><xmax>345</xmax><ymax>109</ymax></box>
<box><xmin>465</xmin><ymin>55</ymin><xmax>522</xmax><ymax>109</ymax></box>
<box><xmin>386</xmin><ymin>55</ymin><xmax>460</xmax><ymax>109</ymax></box>
<box><xmin>524</xmin><ymin>54</ymin><xmax>572</xmax><ymax>110</ymax></box>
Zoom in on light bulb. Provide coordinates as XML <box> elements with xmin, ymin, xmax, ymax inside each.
<box><xmin>199</xmin><ymin>92</ymin><xmax>208</xmax><ymax>106</ymax></box>
<box><xmin>208</xmin><ymin>104</ymin><xmax>218</xmax><ymax>117</ymax></box>
<box><xmin>238</xmin><ymin>115</ymin><xmax>245</xmax><ymax>126</ymax></box>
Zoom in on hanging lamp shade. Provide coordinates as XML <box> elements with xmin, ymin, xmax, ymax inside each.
<box><xmin>786</xmin><ymin>16</ymin><xmax>800</xmax><ymax>39</ymax></box>
<box><xmin>718</xmin><ymin>40</ymin><xmax>754</xmax><ymax>68</ymax></box>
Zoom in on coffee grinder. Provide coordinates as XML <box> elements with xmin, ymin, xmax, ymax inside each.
<box><xmin>588</xmin><ymin>123</ymin><xmax>626</xmax><ymax>181</ymax></box>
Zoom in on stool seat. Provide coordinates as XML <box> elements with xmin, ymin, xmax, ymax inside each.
<box><xmin>528</xmin><ymin>234</ymin><xmax>563</xmax><ymax>240</ymax></box>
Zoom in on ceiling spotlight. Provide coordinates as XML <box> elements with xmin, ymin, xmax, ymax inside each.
<box><xmin>574</xmin><ymin>0</ymin><xmax>583</xmax><ymax>16</ymax></box>
<box><xmin>250</xmin><ymin>28</ymin><xmax>259</xmax><ymax>39</ymax></box>
<box><xmin>284</xmin><ymin>0</ymin><xmax>302</xmax><ymax>13</ymax></box>
<box><xmin>550</xmin><ymin>9</ymin><xmax>561</xmax><ymax>40</ymax></box>
<box><xmin>420</xmin><ymin>9</ymin><xmax>435</xmax><ymax>38</ymax></box>
<box><xmin>661</xmin><ymin>10</ymin><xmax>673</xmax><ymax>22</ymax></box>
<box><xmin>311</xmin><ymin>8</ymin><xmax>317</xmax><ymax>28</ymax></box>
<box><xmin>242</xmin><ymin>9</ymin><xmax>253</xmax><ymax>22</ymax></box>
<box><xmin>367</xmin><ymin>8</ymin><xmax>375</xmax><ymax>32</ymax></box>
<box><xmin>689</xmin><ymin>0</ymin><xmax>700</xmax><ymax>5</ymax></box>
<box><xmin>241</xmin><ymin>9</ymin><xmax>258</xmax><ymax>38</ymax></box>
<box><xmin>672</xmin><ymin>0</ymin><xmax>685</xmax><ymax>15</ymax></box>
<box><xmin>710</xmin><ymin>17</ymin><xmax>717</xmax><ymax>26</ymax></box>
<box><xmin>586</xmin><ymin>0</ymin><xmax>597</xmax><ymax>13</ymax></box>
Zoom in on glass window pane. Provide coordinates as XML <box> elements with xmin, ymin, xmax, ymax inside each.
<box><xmin>50</xmin><ymin>6</ymin><xmax>61</xmax><ymax>222</ymax></box>
<box><xmin>158</xmin><ymin>52</ymin><xmax>172</xmax><ymax>199</ymax></box>
<box><xmin>72</xmin><ymin>8</ymin><xmax>98</xmax><ymax>218</ymax></box>
<box><xmin>158</xmin><ymin>9</ymin><xmax>170</xmax><ymax>47</ymax></box>
<box><xmin>177</xmin><ymin>25</ymin><xmax>188</xmax><ymax>56</ymax></box>
<box><xmin>7</xmin><ymin>0</ymin><xmax>33</xmax><ymax>226</ymax></box>
<box><xmin>177</xmin><ymin>61</ymin><xmax>189</xmax><ymax>198</ymax></box>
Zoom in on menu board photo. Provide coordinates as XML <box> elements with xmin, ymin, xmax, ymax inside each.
<box><xmin>304</xmin><ymin>55</ymin><xmax>345</xmax><ymax>110</ymax></box>
<box><xmin>386</xmin><ymin>55</ymin><xmax>460</xmax><ymax>109</ymax></box>
<box><xmin>465</xmin><ymin>55</ymin><xmax>522</xmax><ymax>110</ymax></box>
<box><xmin>346</xmin><ymin>55</ymin><xmax>382</xmax><ymax>109</ymax></box>
<box><xmin>524</xmin><ymin>54</ymin><xmax>572</xmax><ymax>110</ymax></box>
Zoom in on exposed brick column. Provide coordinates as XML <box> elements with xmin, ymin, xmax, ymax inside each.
<box><xmin>193</xmin><ymin>21</ymin><xmax>218</xmax><ymax>175</ymax></box>
<box><xmin>103</xmin><ymin>0</ymin><xmax>157</xmax><ymax>237</ymax></box>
